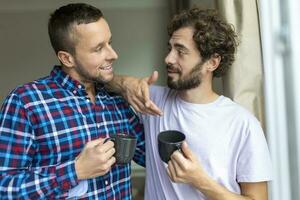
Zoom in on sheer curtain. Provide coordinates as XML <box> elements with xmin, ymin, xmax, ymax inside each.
<box><xmin>216</xmin><ymin>0</ymin><xmax>265</xmax><ymax>126</ymax></box>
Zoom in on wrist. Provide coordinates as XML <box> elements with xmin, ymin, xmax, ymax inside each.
<box><xmin>192</xmin><ymin>172</ymin><xmax>210</xmax><ymax>190</ymax></box>
<box><xmin>193</xmin><ymin>174</ymin><xmax>230</xmax><ymax>199</ymax></box>
<box><xmin>74</xmin><ymin>156</ymin><xmax>84</xmax><ymax>180</ymax></box>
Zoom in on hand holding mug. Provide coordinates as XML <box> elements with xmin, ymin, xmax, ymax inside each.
<box><xmin>166</xmin><ymin>141</ymin><xmax>209</xmax><ymax>189</ymax></box>
<box><xmin>106</xmin><ymin>134</ymin><xmax>137</xmax><ymax>165</ymax></box>
<box><xmin>75</xmin><ymin>138</ymin><xmax>116</xmax><ymax>180</ymax></box>
<box><xmin>158</xmin><ymin>130</ymin><xmax>185</xmax><ymax>163</ymax></box>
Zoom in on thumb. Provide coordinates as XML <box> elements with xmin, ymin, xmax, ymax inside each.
<box><xmin>146</xmin><ymin>71</ymin><xmax>158</xmax><ymax>85</ymax></box>
<box><xmin>181</xmin><ymin>141</ymin><xmax>194</xmax><ymax>160</ymax></box>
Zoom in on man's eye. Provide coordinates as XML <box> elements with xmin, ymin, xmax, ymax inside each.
<box><xmin>178</xmin><ymin>50</ymin><xmax>185</xmax><ymax>55</ymax></box>
<box><xmin>95</xmin><ymin>47</ymin><xmax>103</xmax><ymax>52</ymax></box>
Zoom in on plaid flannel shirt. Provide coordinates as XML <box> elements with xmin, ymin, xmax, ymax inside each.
<box><xmin>0</xmin><ymin>66</ymin><xmax>145</xmax><ymax>199</ymax></box>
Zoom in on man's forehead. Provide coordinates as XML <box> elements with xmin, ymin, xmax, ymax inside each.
<box><xmin>72</xmin><ymin>18</ymin><xmax>111</xmax><ymax>43</ymax></box>
<box><xmin>171</xmin><ymin>26</ymin><xmax>193</xmax><ymax>38</ymax></box>
<box><xmin>169</xmin><ymin>27</ymin><xmax>195</xmax><ymax>46</ymax></box>
<box><xmin>173</xmin><ymin>26</ymin><xmax>193</xmax><ymax>35</ymax></box>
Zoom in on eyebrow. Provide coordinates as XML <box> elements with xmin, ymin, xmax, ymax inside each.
<box><xmin>93</xmin><ymin>36</ymin><xmax>112</xmax><ymax>49</ymax></box>
<box><xmin>167</xmin><ymin>42</ymin><xmax>188</xmax><ymax>51</ymax></box>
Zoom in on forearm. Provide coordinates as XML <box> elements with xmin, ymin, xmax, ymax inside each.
<box><xmin>193</xmin><ymin>177</ymin><xmax>253</xmax><ymax>200</ymax></box>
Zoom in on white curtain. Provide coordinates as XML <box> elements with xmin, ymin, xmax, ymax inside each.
<box><xmin>216</xmin><ymin>0</ymin><xmax>265</xmax><ymax>127</ymax></box>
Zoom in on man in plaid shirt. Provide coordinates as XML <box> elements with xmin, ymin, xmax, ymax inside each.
<box><xmin>0</xmin><ymin>3</ymin><xmax>145</xmax><ymax>199</ymax></box>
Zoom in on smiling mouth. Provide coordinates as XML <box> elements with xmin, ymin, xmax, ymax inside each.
<box><xmin>99</xmin><ymin>65</ymin><xmax>113</xmax><ymax>71</ymax></box>
<box><xmin>166</xmin><ymin>65</ymin><xmax>180</xmax><ymax>73</ymax></box>
<box><xmin>167</xmin><ymin>68</ymin><xmax>180</xmax><ymax>74</ymax></box>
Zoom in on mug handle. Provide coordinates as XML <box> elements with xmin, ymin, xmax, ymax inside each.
<box><xmin>104</xmin><ymin>137</ymin><xmax>115</xmax><ymax>143</ymax></box>
<box><xmin>175</xmin><ymin>144</ymin><xmax>182</xmax><ymax>153</ymax></box>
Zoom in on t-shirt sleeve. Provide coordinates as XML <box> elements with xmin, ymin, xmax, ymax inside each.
<box><xmin>236</xmin><ymin>116</ymin><xmax>273</xmax><ymax>183</ymax></box>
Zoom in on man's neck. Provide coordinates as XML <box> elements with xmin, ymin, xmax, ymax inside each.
<box><xmin>62</xmin><ymin>66</ymin><xmax>96</xmax><ymax>103</ymax></box>
<box><xmin>177</xmin><ymin>81</ymin><xmax>219</xmax><ymax>104</ymax></box>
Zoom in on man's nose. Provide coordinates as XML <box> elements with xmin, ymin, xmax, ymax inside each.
<box><xmin>165</xmin><ymin>51</ymin><xmax>176</xmax><ymax>65</ymax></box>
<box><xmin>107</xmin><ymin>46</ymin><xmax>118</xmax><ymax>60</ymax></box>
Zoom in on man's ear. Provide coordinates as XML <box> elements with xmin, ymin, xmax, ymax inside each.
<box><xmin>207</xmin><ymin>54</ymin><xmax>221</xmax><ymax>72</ymax></box>
<box><xmin>57</xmin><ymin>51</ymin><xmax>75</xmax><ymax>68</ymax></box>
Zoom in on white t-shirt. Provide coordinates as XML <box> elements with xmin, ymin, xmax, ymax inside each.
<box><xmin>141</xmin><ymin>86</ymin><xmax>272</xmax><ymax>200</ymax></box>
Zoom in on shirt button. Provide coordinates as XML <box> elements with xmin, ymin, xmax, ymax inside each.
<box><xmin>105</xmin><ymin>180</ymin><xmax>109</xmax><ymax>185</ymax></box>
<box><xmin>78</xmin><ymin>85</ymin><xmax>82</xmax><ymax>89</ymax></box>
<box><xmin>97</xmin><ymin>124</ymin><xmax>100</xmax><ymax>128</ymax></box>
<box><xmin>73</xmin><ymin>90</ymin><xmax>77</xmax><ymax>94</ymax></box>
<box><xmin>86</xmin><ymin>99</ymin><xmax>90</xmax><ymax>102</ymax></box>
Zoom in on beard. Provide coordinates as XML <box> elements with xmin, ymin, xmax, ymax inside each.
<box><xmin>167</xmin><ymin>61</ymin><xmax>204</xmax><ymax>90</ymax></box>
<box><xmin>74</xmin><ymin>62</ymin><xmax>113</xmax><ymax>85</ymax></box>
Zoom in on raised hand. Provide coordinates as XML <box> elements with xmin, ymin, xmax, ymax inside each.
<box><xmin>116</xmin><ymin>71</ymin><xmax>163</xmax><ymax>116</ymax></box>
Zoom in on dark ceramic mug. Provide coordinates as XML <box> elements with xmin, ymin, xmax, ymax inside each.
<box><xmin>106</xmin><ymin>134</ymin><xmax>137</xmax><ymax>164</ymax></box>
<box><xmin>157</xmin><ymin>130</ymin><xmax>185</xmax><ymax>163</ymax></box>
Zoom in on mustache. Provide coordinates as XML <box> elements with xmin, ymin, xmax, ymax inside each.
<box><xmin>166</xmin><ymin>64</ymin><xmax>181</xmax><ymax>73</ymax></box>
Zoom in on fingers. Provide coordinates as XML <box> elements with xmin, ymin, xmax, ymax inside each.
<box><xmin>93</xmin><ymin>155</ymin><xmax>116</xmax><ymax>178</ymax></box>
<box><xmin>96</xmin><ymin>140</ymin><xmax>114</xmax><ymax>153</ymax></box>
<box><xmin>166</xmin><ymin>166</ymin><xmax>172</xmax><ymax>181</ymax></box>
<box><xmin>131</xmin><ymin>95</ymin><xmax>162</xmax><ymax>116</ymax></box>
<box><xmin>131</xmin><ymin>96</ymin><xmax>146</xmax><ymax>113</ymax></box>
<box><xmin>94</xmin><ymin>140</ymin><xmax>115</xmax><ymax>165</ymax></box>
<box><xmin>141</xmin><ymin>71</ymin><xmax>162</xmax><ymax>116</ymax></box>
<box><xmin>101</xmin><ymin>146</ymin><xmax>116</xmax><ymax>161</ymax></box>
<box><xmin>95</xmin><ymin>142</ymin><xmax>116</xmax><ymax>174</ymax></box>
<box><xmin>146</xmin><ymin>71</ymin><xmax>158</xmax><ymax>85</ymax></box>
<box><xmin>181</xmin><ymin>141</ymin><xmax>194</xmax><ymax>159</ymax></box>
<box><xmin>146</xmin><ymin>101</ymin><xmax>163</xmax><ymax>115</ymax></box>
<box><xmin>76</xmin><ymin>139</ymin><xmax>117</xmax><ymax>179</ymax></box>
<box><xmin>167</xmin><ymin>160</ymin><xmax>176</xmax><ymax>181</ymax></box>
<box><xmin>167</xmin><ymin>159</ymin><xmax>183</xmax><ymax>183</ymax></box>
<box><xmin>171</xmin><ymin>150</ymin><xmax>187</xmax><ymax>170</ymax></box>
<box><xmin>86</xmin><ymin>138</ymin><xmax>104</xmax><ymax>147</ymax></box>
<box><xmin>107</xmin><ymin>155</ymin><xmax>116</xmax><ymax>167</ymax></box>
<box><xmin>122</xmin><ymin>71</ymin><xmax>162</xmax><ymax>116</ymax></box>
<box><xmin>141</xmin><ymin>81</ymin><xmax>151</xmax><ymax>103</ymax></box>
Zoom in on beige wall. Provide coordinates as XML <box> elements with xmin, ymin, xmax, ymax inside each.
<box><xmin>0</xmin><ymin>0</ymin><xmax>169</xmax><ymax>104</ymax></box>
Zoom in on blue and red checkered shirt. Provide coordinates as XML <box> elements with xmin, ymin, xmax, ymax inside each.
<box><xmin>0</xmin><ymin>66</ymin><xmax>145</xmax><ymax>199</ymax></box>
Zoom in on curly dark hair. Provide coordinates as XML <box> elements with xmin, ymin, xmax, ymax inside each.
<box><xmin>168</xmin><ymin>8</ymin><xmax>238</xmax><ymax>77</ymax></box>
<box><xmin>48</xmin><ymin>3</ymin><xmax>103</xmax><ymax>55</ymax></box>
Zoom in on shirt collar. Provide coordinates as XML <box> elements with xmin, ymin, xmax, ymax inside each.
<box><xmin>50</xmin><ymin>65</ymin><xmax>103</xmax><ymax>96</ymax></box>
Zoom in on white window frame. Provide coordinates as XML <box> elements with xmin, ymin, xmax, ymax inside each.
<box><xmin>259</xmin><ymin>0</ymin><xmax>300</xmax><ymax>199</ymax></box>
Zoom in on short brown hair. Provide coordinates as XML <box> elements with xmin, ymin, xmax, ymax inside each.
<box><xmin>168</xmin><ymin>8</ymin><xmax>238</xmax><ymax>77</ymax></box>
<box><xmin>48</xmin><ymin>3</ymin><xmax>103</xmax><ymax>55</ymax></box>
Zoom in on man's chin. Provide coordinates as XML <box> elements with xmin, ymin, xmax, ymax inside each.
<box><xmin>167</xmin><ymin>78</ymin><xmax>178</xmax><ymax>89</ymax></box>
<box><xmin>98</xmin><ymin>72</ymin><xmax>114</xmax><ymax>84</ymax></box>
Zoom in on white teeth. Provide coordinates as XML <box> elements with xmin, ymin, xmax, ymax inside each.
<box><xmin>99</xmin><ymin>65</ymin><xmax>112</xmax><ymax>70</ymax></box>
